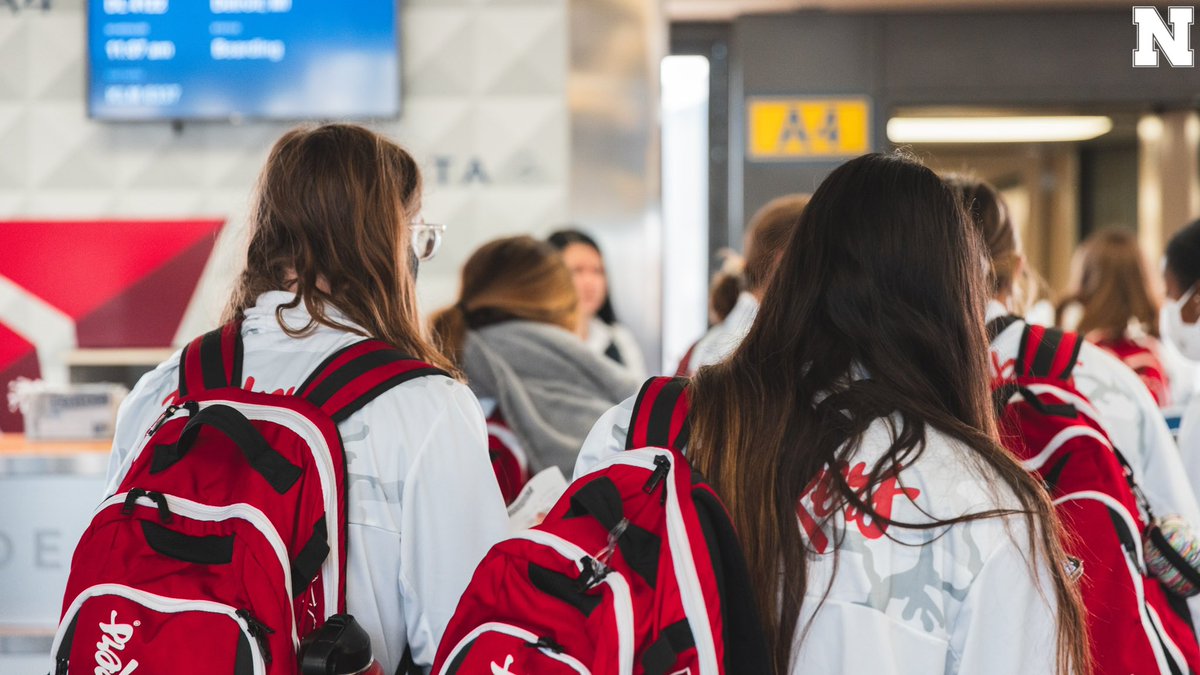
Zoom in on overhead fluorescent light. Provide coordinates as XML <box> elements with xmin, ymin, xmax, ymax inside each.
<box><xmin>887</xmin><ymin>115</ymin><xmax>1113</xmax><ymax>143</ymax></box>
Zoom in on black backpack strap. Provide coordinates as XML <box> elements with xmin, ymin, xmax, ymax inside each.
<box><xmin>1014</xmin><ymin>324</ymin><xmax>1084</xmax><ymax>381</ymax></box>
<box><xmin>297</xmin><ymin>340</ymin><xmax>448</xmax><ymax>424</ymax></box>
<box><xmin>985</xmin><ymin>314</ymin><xmax>1021</xmax><ymax>342</ymax></box>
<box><xmin>178</xmin><ymin>321</ymin><xmax>244</xmax><ymax>398</ymax></box>
<box><xmin>626</xmin><ymin>377</ymin><xmax>691</xmax><ymax>451</ymax></box>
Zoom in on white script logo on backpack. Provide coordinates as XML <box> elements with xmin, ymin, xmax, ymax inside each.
<box><xmin>491</xmin><ymin>655</ymin><xmax>516</xmax><ymax>675</ymax></box>
<box><xmin>94</xmin><ymin>610</ymin><xmax>140</xmax><ymax>675</ymax></box>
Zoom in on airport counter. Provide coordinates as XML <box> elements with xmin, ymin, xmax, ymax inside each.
<box><xmin>0</xmin><ymin>435</ymin><xmax>111</xmax><ymax>671</ymax></box>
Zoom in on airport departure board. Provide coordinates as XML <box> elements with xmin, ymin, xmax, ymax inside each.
<box><xmin>88</xmin><ymin>0</ymin><xmax>399</xmax><ymax>121</ymax></box>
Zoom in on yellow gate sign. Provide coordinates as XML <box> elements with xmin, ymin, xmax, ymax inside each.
<box><xmin>747</xmin><ymin>97</ymin><xmax>871</xmax><ymax>160</ymax></box>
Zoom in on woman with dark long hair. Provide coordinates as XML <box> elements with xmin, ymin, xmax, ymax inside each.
<box><xmin>105</xmin><ymin>124</ymin><xmax>509</xmax><ymax>673</ymax></box>
<box><xmin>576</xmin><ymin>153</ymin><xmax>1089</xmax><ymax>674</ymax></box>
<box><xmin>547</xmin><ymin>229</ymin><xmax>648</xmax><ymax>379</ymax></box>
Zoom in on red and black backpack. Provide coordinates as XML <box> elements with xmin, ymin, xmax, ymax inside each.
<box><xmin>484</xmin><ymin>406</ymin><xmax>530</xmax><ymax>506</ymax></box>
<box><xmin>432</xmin><ymin>377</ymin><xmax>770</xmax><ymax>675</ymax></box>
<box><xmin>50</xmin><ymin>322</ymin><xmax>444</xmax><ymax>675</ymax></box>
<box><xmin>989</xmin><ymin>317</ymin><xmax>1200</xmax><ymax>675</ymax></box>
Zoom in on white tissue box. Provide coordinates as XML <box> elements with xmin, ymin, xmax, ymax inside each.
<box><xmin>9</xmin><ymin>380</ymin><xmax>128</xmax><ymax>440</ymax></box>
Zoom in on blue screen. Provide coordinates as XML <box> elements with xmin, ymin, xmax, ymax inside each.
<box><xmin>88</xmin><ymin>0</ymin><xmax>399</xmax><ymax>121</ymax></box>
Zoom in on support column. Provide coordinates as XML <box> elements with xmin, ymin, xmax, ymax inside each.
<box><xmin>1139</xmin><ymin>111</ymin><xmax>1200</xmax><ymax>259</ymax></box>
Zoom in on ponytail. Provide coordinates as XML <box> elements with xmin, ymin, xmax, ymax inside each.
<box><xmin>430</xmin><ymin>303</ymin><xmax>471</xmax><ymax>366</ymax></box>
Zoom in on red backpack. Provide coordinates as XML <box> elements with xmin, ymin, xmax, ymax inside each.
<box><xmin>432</xmin><ymin>377</ymin><xmax>770</xmax><ymax>675</ymax></box>
<box><xmin>50</xmin><ymin>323</ymin><xmax>444</xmax><ymax>675</ymax></box>
<box><xmin>990</xmin><ymin>317</ymin><xmax>1200</xmax><ymax>675</ymax></box>
<box><xmin>485</xmin><ymin>407</ymin><xmax>530</xmax><ymax>505</ymax></box>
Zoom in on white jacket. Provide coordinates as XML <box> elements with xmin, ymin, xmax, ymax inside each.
<box><xmin>686</xmin><ymin>292</ymin><xmax>759</xmax><ymax>374</ymax></box>
<box><xmin>104</xmin><ymin>291</ymin><xmax>510</xmax><ymax>673</ymax></box>
<box><xmin>575</xmin><ymin>397</ymin><xmax>1060</xmax><ymax>674</ymax></box>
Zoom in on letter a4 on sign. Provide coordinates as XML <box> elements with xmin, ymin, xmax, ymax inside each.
<box><xmin>747</xmin><ymin>97</ymin><xmax>871</xmax><ymax>160</ymax></box>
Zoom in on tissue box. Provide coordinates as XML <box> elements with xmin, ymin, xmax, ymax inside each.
<box><xmin>9</xmin><ymin>380</ymin><xmax>128</xmax><ymax>440</ymax></box>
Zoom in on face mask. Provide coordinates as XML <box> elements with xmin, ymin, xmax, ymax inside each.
<box><xmin>1159</xmin><ymin>285</ymin><xmax>1200</xmax><ymax>360</ymax></box>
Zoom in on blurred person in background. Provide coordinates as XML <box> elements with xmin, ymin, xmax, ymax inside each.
<box><xmin>1058</xmin><ymin>227</ymin><xmax>1172</xmax><ymax>406</ymax></box>
<box><xmin>682</xmin><ymin>193</ymin><xmax>809</xmax><ymax>375</ymax></box>
<box><xmin>547</xmin><ymin>229</ymin><xmax>647</xmax><ymax>380</ymax></box>
<box><xmin>951</xmin><ymin>174</ymin><xmax>1200</xmax><ymax>658</ymax></box>
<box><xmin>1162</xmin><ymin>219</ymin><xmax>1200</xmax><ymax>499</ymax></box>
<box><xmin>674</xmin><ymin>250</ymin><xmax>745</xmax><ymax>375</ymax></box>
<box><xmin>104</xmin><ymin>124</ymin><xmax>509</xmax><ymax>673</ymax></box>
<box><xmin>431</xmin><ymin>236</ymin><xmax>640</xmax><ymax>479</ymax></box>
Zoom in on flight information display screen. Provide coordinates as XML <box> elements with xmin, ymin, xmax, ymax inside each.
<box><xmin>88</xmin><ymin>0</ymin><xmax>399</xmax><ymax>121</ymax></box>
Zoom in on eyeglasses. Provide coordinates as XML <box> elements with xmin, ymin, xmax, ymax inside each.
<box><xmin>410</xmin><ymin>221</ymin><xmax>446</xmax><ymax>262</ymax></box>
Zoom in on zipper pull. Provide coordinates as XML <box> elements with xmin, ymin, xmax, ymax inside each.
<box><xmin>643</xmin><ymin>455</ymin><xmax>672</xmax><ymax>504</ymax></box>
<box><xmin>146</xmin><ymin>401</ymin><xmax>198</xmax><ymax>437</ymax></box>
<box><xmin>55</xmin><ymin>655</ymin><xmax>68</xmax><ymax>675</ymax></box>
<box><xmin>526</xmin><ymin>636</ymin><xmax>566</xmax><ymax>653</ymax></box>
<box><xmin>146</xmin><ymin>404</ymin><xmax>179</xmax><ymax>437</ymax></box>
<box><xmin>236</xmin><ymin>609</ymin><xmax>275</xmax><ymax>665</ymax></box>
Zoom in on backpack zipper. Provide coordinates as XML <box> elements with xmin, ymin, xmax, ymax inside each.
<box><xmin>237</xmin><ymin>609</ymin><xmax>276</xmax><ymax>665</ymax></box>
<box><xmin>642</xmin><ymin>455</ymin><xmax>672</xmax><ymax>504</ymax></box>
<box><xmin>146</xmin><ymin>400</ymin><xmax>199</xmax><ymax>437</ymax></box>
<box><xmin>581</xmin><ymin>449</ymin><xmax>721</xmax><ymax>675</ymax></box>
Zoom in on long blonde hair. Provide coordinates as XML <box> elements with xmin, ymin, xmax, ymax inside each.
<box><xmin>430</xmin><ymin>236</ymin><xmax>578</xmax><ymax>365</ymax></box>
<box><xmin>225</xmin><ymin>123</ymin><xmax>453</xmax><ymax>372</ymax></box>
<box><xmin>1060</xmin><ymin>227</ymin><xmax>1160</xmax><ymax>339</ymax></box>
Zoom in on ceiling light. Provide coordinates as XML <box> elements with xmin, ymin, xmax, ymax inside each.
<box><xmin>887</xmin><ymin>116</ymin><xmax>1113</xmax><ymax>144</ymax></box>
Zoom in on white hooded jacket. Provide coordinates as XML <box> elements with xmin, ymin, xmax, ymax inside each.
<box><xmin>104</xmin><ymin>291</ymin><xmax>510</xmax><ymax>673</ymax></box>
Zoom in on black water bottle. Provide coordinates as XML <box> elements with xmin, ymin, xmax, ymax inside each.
<box><xmin>298</xmin><ymin>614</ymin><xmax>382</xmax><ymax>675</ymax></box>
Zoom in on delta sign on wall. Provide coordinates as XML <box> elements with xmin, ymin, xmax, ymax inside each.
<box><xmin>0</xmin><ymin>220</ymin><xmax>223</xmax><ymax>432</ymax></box>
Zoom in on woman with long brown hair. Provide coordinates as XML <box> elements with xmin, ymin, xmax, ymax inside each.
<box><xmin>431</xmin><ymin>236</ymin><xmax>639</xmax><ymax>479</ymax></box>
<box><xmin>576</xmin><ymin>153</ymin><xmax>1090</xmax><ymax>674</ymax></box>
<box><xmin>1059</xmin><ymin>227</ymin><xmax>1173</xmax><ymax>406</ymax></box>
<box><xmin>104</xmin><ymin>123</ymin><xmax>509</xmax><ymax>673</ymax></box>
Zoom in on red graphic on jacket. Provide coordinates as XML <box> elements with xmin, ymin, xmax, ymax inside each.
<box><xmin>796</xmin><ymin>461</ymin><xmax>921</xmax><ymax>554</ymax></box>
<box><xmin>989</xmin><ymin>351</ymin><xmax>1017</xmax><ymax>390</ymax></box>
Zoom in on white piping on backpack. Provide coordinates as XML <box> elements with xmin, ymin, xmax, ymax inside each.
<box><xmin>437</xmin><ymin>622</ymin><xmax>591</xmax><ymax>675</ymax></box>
<box><xmin>51</xmin><ymin>583</ymin><xmax>265</xmax><ymax>675</ymax></box>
